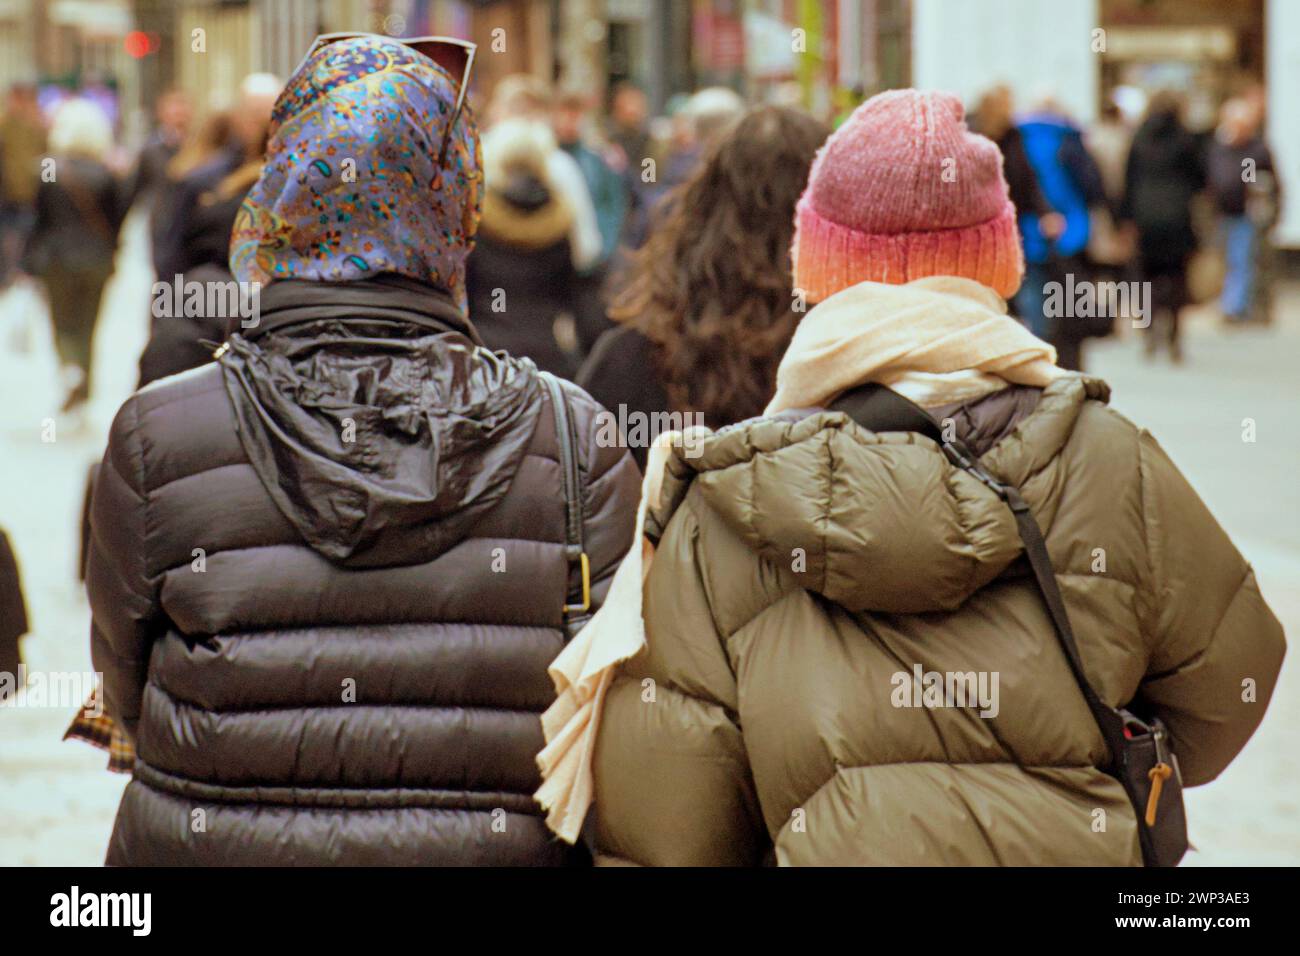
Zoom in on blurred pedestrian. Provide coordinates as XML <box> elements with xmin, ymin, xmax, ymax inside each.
<box><xmin>148</xmin><ymin>110</ymin><xmax>237</xmax><ymax>279</ymax></box>
<box><xmin>1208</xmin><ymin>98</ymin><xmax>1280</xmax><ymax>325</ymax></box>
<box><xmin>577</xmin><ymin>105</ymin><xmax>829</xmax><ymax>470</ymax></box>
<box><xmin>80</xmin><ymin>35</ymin><xmax>638</xmax><ymax>866</ymax></box>
<box><xmin>1120</xmin><ymin>91</ymin><xmax>1205</xmax><ymax>362</ymax></box>
<box><xmin>467</xmin><ymin>118</ymin><xmax>580</xmax><ymax>377</ymax></box>
<box><xmin>552</xmin><ymin>89</ymin><xmax>628</xmax><ymax>354</ymax></box>
<box><xmin>621</xmin><ymin>86</ymin><xmax>747</xmax><ymax>253</ymax></box>
<box><xmin>970</xmin><ymin>85</ymin><xmax>1060</xmax><ymax>248</ymax></box>
<box><xmin>138</xmin><ymin>77</ymin><xmax>278</xmax><ymax>387</ymax></box>
<box><xmin>1016</xmin><ymin>94</ymin><xmax>1109</xmax><ymax>370</ymax></box>
<box><xmin>123</xmin><ymin>88</ymin><xmax>192</xmax><ymax>220</ymax></box>
<box><xmin>485</xmin><ymin>75</ymin><xmax>601</xmax><ymax>273</ymax></box>
<box><xmin>153</xmin><ymin>74</ymin><xmax>279</xmax><ymax>281</ymax></box>
<box><xmin>22</xmin><ymin>98</ymin><xmax>123</xmax><ymax>412</ymax></box>
<box><xmin>553</xmin><ymin>90</ymin><xmax>626</xmax><ymax>268</ymax></box>
<box><xmin>662</xmin><ymin>86</ymin><xmax>745</xmax><ymax>189</ymax></box>
<box><xmin>1085</xmin><ymin>97</ymin><xmax>1135</xmax><ymax>282</ymax></box>
<box><xmin>542</xmin><ymin>89</ymin><xmax>1285</xmax><ymax>864</ymax></box>
<box><xmin>0</xmin><ymin>84</ymin><xmax>47</xmax><ymax>289</ymax></box>
<box><xmin>606</xmin><ymin>82</ymin><xmax>651</xmax><ymax>172</ymax></box>
<box><xmin>970</xmin><ymin>86</ymin><xmax>1064</xmax><ymax>338</ymax></box>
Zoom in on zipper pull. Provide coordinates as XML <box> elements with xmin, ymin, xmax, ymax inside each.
<box><xmin>1146</xmin><ymin>762</ymin><xmax>1173</xmax><ymax>825</ymax></box>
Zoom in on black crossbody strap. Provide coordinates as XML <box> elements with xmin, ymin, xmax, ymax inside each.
<box><xmin>538</xmin><ymin>371</ymin><xmax>590</xmax><ymax>619</ymax></box>
<box><xmin>999</xmin><ymin>483</ymin><xmax>1128</xmax><ymax>747</ymax></box>
<box><xmin>831</xmin><ymin>381</ymin><xmax>945</xmax><ymax>444</ymax></box>
<box><xmin>831</xmin><ymin>383</ymin><xmax>1128</xmax><ymax>758</ymax></box>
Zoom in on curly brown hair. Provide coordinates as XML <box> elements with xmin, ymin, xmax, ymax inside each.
<box><xmin>609</xmin><ymin>105</ymin><xmax>829</xmax><ymax>427</ymax></box>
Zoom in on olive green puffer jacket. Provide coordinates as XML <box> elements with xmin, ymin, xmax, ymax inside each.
<box><xmin>591</xmin><ymin>377</ymin><xmax>1285</xmax><ymax>866</ymax></box>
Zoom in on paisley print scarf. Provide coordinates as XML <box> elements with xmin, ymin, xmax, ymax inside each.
<box><xmin>230</xmin><ymin>35</ymin><xmax>483</xmax><ymax>308</ymax></box>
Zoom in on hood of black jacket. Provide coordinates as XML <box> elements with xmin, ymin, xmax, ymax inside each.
<box><xmin>217</xmin><ymin>276</ymin><xmax>543</xmax><ymax>568</ymax></box>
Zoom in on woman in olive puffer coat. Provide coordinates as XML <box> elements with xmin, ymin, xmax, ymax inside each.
<box><xmin>580</xmin><ymin>91</ymin><xmax>1285</xmax><ymax>866</ymax></box>
<box><xmin>85</xmin><ymin>37</ymin><xmax>639</xmax><ymax>865</ymax></box>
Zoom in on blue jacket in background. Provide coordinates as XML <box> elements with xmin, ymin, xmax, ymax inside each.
<box><xmin>1017</xmin><ymin>113</ymin><xmax>1105</xmax><ymax>263</ymax></box>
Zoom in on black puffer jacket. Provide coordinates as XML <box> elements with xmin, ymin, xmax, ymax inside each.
<box><xmin>87</xmin><ymin>277</ymin><xmax>639</xmax><ymax>865</ymax></box>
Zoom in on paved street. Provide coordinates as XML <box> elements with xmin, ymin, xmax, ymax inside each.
<box><xmin>1</xmin><ymin>216</ymin><xmax>1297</xmax><ymax>865</ymax></box>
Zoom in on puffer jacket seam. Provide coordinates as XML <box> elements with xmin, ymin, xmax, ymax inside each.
<box><xmin>145</xmin><ymin>459</ymin><xmax>254</xmax><ymax>499</ymax></box>
<box><xmin>684</xmin><ymin>497</ymin><xmax>732</xmax><ymax>649</ymax></box>
<box><xmin>130</xmin><ymin>760</ymin><xmax>544</xmax><ymax>809</ymax></box>
<box><xmin>1135</xmin><ymin>428</ymin><xmax>1158</xmax><ymax>642</ymax></box>
<box><xmin>866</xmin><ymin>623</ymin><xmax>955</xmax><ymax>762</ymax></box>
<box><xmin>784</xmin><ymin>758</ymin><xmax>1116</xmax><ymax>850</ymax></box>
<box><xmin>942</xmin><ymin>466</ymin><xmax>988</xmax><ymax>603</ymax></box>
<box><xmin>1140</xmin><ymin>565</ymin><xmax>1252</xmax><ymax>683</ymax></box>
<box><xmin>133</xmin><ymin>367</ymin><xmax>228</xmax><ymax>419</ymax></box>
<box><xmin>125</xmin><ymin>398</ymin><xmax>161</xmax><ymax>587</ymax></box>
<box><xmin>830</xmin><ymin>757</ymin><xmax>1111</xmax><ymax>772</ymax></box>
<box><xmin>145</xmin><ymin>685</ymin><xmax>554</xmax><ymax>716</ymax></box>
<box><xmin>150</xmin><ymin>537</ymin><xmax>571</xmax><ymax>567</ymax></box>
<box><xmin>795</xmin><ymin>759</ymin><xmax>1117</xmax><ymax>817</ymax></box>
<box><xmin>819</xmin><ymin>430</ymin><xmax>833</xmax><ymax>599</ymax></box>
<box><xmin>717</xmin><ymin>571</ymin><xmax>800</xmax><ymax>646</ymax></box>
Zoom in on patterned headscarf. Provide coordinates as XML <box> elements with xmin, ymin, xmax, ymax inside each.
<box><xmin>230</xmin><ymin>36</ymin><xmax>482</xmax><ymax>308</ymax></box>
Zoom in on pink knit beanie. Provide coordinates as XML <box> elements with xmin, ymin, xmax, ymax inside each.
<box><xmin>792</xmin><ymin>89</ymin><xmax>1024</xmax><ymax>302</ymax></box>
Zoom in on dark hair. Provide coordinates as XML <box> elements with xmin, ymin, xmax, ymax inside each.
<box><xmin>610</xmin><ymin>105</ymin><xmax>828</xmax><ymax>427</ymax></box>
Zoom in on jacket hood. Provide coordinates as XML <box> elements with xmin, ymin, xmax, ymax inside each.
<box><xmin>651</xmin><ymin>376</ymin><xmax>1109</xmax><ymax>614</ymax></box>
<box><xmin>218</xmin><ymin>278</ymin><xmax>541</xmax><ymax>568</ymax></box>
<box><xmin>479</xmin><ymin>173</ymin><xmax>572</xmax><ymax>250</ymax></box>
<box><xmin>498</xmin><ymin>169</ymin><xmax>552</xmax><ymax>211</ymax></box>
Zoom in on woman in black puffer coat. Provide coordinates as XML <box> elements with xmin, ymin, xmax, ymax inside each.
<box><xmin>1119</xmin><ymin>91</ymin><xmax>1205</xmax><ymax>362</ymax></box>
<box><xmin>467</xmin><ymin>119</ymin><xmax>580</xmax><ymax>378</ymax></box>
<box><xmin>85</xmin><ymin>36</ymin><xmax>639</xmax><ymax>866</ymax></box>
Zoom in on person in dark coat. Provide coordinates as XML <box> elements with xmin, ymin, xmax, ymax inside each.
<box><xmin>23</xmin><ymin>99</ymin><xmax>124</xmax><ymax>412</ymax></box>
<box><xmin>970</xmin><ymin>86</ymin><xmax>1057</xmax><ymax>228</ymax></box>
<box><xmin>138</xmin><ymin>78</ymin><xmax>278</xmax><ymax>388</ymax></box>
<box><xmin>1120</xmin><ymin>91</ymin><xmax>1206</xmax><ymax>362</ymax></box>
<box><xmin>83</xmin><ymin>36</ymin><xmax>639</xmax><ymax>866</ymax></box>
<box><xmin>136</xmin><ymin>156</ymin><xmax>265</xmax><ymax>387</ymax></box>
<box><xmin>149</xmin><ymin>114</ymin><xmax>241</xmax><ymax>282</ymax></box>
<box><xmin>123</xmin><ymin>89</ymin><xmax>191</xmax><ymax>222</ymax></box>
<box><xmin>467</xmin><ymin>118</ymin><xmax>579</xmax><ymax>378</ymax></box>
<box><xmin>578</xmin><ymin>106</ymin><xmax>828</xmax><ymax>470</ymax></box>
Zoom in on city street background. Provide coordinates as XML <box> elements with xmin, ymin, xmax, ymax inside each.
<box><xmin>0</xmin><ymin>211</ymin><xmax>1297</xmax><ymax>866</ymax></box>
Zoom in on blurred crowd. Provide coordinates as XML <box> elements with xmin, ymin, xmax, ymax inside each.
<box><xmin>969</xmin><ymin>82</ymin><xmax>1280</xmax><ymax>368</ymax></box>
<box><xmin>0</xmin><ymin>69</ymin><xmax>1284</xmax><ymax>423</ymax></box>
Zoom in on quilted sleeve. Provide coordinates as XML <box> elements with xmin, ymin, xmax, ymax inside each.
<box><xmin>1135</xmin><ymin>430</ymin><xmax>1286</xmax><ymax>786</ymax></box>
<box><xmin>590</xmin><ymin>497</ymin><xmax>769</xmax><ymax>866</ymax></box>
<box><xmin>86</xmin><ymin>396</ymin><xmax>161</xmax><ymax>743</ymax></box>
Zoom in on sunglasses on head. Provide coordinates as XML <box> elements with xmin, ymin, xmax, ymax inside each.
<box><xmin>297</xmin><ymin>32</ymin><xmax>477</xmax><ymax>168</ymax></box>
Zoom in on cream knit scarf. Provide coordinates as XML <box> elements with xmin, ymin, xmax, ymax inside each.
<box><xmin>535</xmin><ymin>275</ymin><xmax>1068</xmax><ymax>843</ymax></box>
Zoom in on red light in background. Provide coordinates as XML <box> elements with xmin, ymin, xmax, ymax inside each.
<box><xmin>124</xmin><ymin>31</ymin><xmax>151</xmax><ymax>59</ymax></box>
